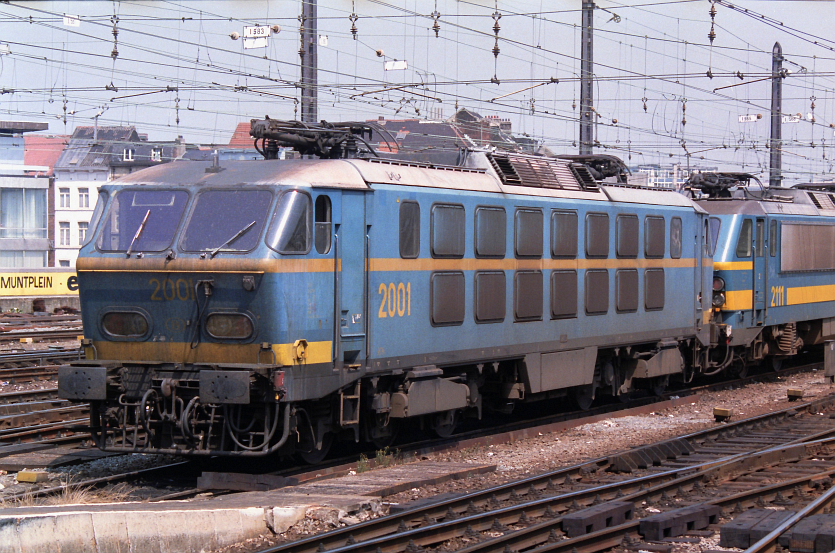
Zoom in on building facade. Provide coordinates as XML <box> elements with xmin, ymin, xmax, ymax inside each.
<box><xmin>0</xmin><ymin>122</ymin><xmax>53</xmax><ymax>268</ymax></box>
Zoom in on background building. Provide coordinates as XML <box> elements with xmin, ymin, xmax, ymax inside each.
<box><xmin>0</xmin><ymin>121</ymin><xmax>53</xmax><ymax>268</ymax></box>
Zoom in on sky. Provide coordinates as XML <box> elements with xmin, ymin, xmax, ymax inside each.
<box><xmin>1</xmin><ymin>1</ymin><xmax>834</xmax><ymax>184</ymax></box>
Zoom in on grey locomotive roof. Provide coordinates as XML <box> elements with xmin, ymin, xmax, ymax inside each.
<box><xmin>111</xmin><ymin>157</ymin><xmax>705</xmax><ymax>210</ymax></box>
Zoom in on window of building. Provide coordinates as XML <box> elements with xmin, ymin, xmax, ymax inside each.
<box><xmin>78</xmin><ymin>222</ymin><xmax>88</xmax><ymax>245</ymax></box>
<box><xmin>59</xmin><ymin>222</ymin><xmax>70</xmax><ymax>246</ymax></box>
<box><xmin>399</xmin><ymin>201</ymin><xmax>420</xmax><ymax>258</ymax></box>
<box><xmin>431</xmin><ymin>204</ymin><xmax>465</xmax><ymax>258</ymax></box>
<box><xmin>59</xmin><ymin>188</ymin><xmax>70</xmax><ymax>208</ymax></box>
<box><xmin>645</xmin><ymin>216</ymin><xmax>665</xmax><ymax>258</ymax></box>
<box><xmin>475</xmin><ymin>207</ymin><xmax>506</xmax><ymax>258</ymax></box>
<box><xmin>78</xmin><ymin>188</ymin><xmax>89</xmax><ymax>209</ymax></box>
<box><xmin>551</xmin><ymin>211</ymin><xmax>577</xmax><ymax>258</ymax></box>
<box><xmin>431</xmin><ymin>272</ymin><xmax>465</xmax><ymax>326</ymax></box>
<box><xmin>123</xmin><ymin>148</ymin><xmax>134</xmax><ymax>162</ymax></box>
<box><xmin>550</xmin><ymin>270</ymin><xmax>577</xmax><ymax>319</ymax></box>
<box><xmin>585</xmin><ymin>213</ymin><xmax>610</xmax><ymax>258</ymax></box>
<box><xmin>59</xmin><ymin>260</ymin><xmax>70</xmax><ymax>267</ymax></box>
<box><xmin>670</xmin><ymin>217</ymin><xmax>683</xmax><ymax>259</ymax></box>
<box><xmin>0</xmin><ymin>189</ymin><xmax>47</xmax><ymax>239</ymax></box>
<box><xmin>314</xmin><ymin>195</ymin><xmax>332</xmax><ymax>254</ymax></box>
<box><xmin>736</xmin><ymin>219</ymin><xmax>753</xmax><ymax>258</ymax></box>
<box><xmin>514</xmin><ymin>270</ymin><xmax>543</xmax><ymax>321</ymax></box>
<box><xmin>151</xmin><ymin>149</ymin><xmax>162</xmax><ymax>162</ymax></box>
<box><xmin>475</xmin><ymin>271</ymin><xmax>505</xmax><ymax>323</ymax></box>
<box><xmin>515</xmin><ymin>209</ymin><xmax>543</xmax><ymax>258</ymax></box>
<box><xmin>616</xmin><ymin>214</ymin><xmax>639</xmax><ymax>258</ymax></box>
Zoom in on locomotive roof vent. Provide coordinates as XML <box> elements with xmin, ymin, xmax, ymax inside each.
<box><xmin>488</xmin><ymin>152</ymin><xmax>598</xmax><ymax>192</ymax></box>
<box><xmin>807</xmin><ymin>191</ymin><xmax>835</xmax><ymax>213</ymax></box>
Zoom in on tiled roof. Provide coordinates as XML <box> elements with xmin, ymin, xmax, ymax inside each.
<box><xmin>228</xmin><ymin>122</ymin><xmax>255</xmax><ymax>148</ymax></box>
<box><xmin>23</xmin><ymin>134</ymin><xmax>69</xmax><ymax>175</ymax></box>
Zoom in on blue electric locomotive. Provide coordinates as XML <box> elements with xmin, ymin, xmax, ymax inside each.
<box><xmin>693</xmin><ymin>175</ymin><xmax>835</xmax><ymax>374</ymax></box>
<box><xmin>59</xmin><ymin>120</ymin><xmax>716</xmax><ymax>459</ymax></box>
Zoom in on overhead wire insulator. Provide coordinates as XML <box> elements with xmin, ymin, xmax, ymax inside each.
<box><xmin>431</xmin><ymin>10</ymin><xmax>440</xmax><ymax>38</ymax></box>
<box><xmin>491</xmin><ymin>4</ymin><xmax>501</xmax><ymax>85</ymax></box>
<box><xmin>349</xmin><ymin>1</ymin><xmax>358</xmax><ymax>40</ymax></box>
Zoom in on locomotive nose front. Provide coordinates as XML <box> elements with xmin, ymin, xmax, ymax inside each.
<box><xmin>59</xmin><ymin>184</ymin><xmax>293</xmax><ymax>455</ymax></box>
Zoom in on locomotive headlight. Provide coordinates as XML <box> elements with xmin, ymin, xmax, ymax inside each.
<box><xmin>713</xmin><ymin>276</ymin><xmax>725</xmax><ymax>291</ymax></box>
<box><xmin>205</xmin><ymin>313</ymin><xmax>253</xmax><ymax>340</ymax></box>
<box><xmin>712</xmin><ymin>291</ymin><xmax>726</xmax><ymax>308</ymax></box>
<box><xmin>102</xmin><ymin>311</ymin><xmax>149</xmax><ymax>337</ymax></box>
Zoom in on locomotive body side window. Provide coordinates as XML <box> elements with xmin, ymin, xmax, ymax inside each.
<box><xmin>769</xmin><ymin>220</ymin><xmax>777</xmax><ymax>257</ymax></box>
<box><xmin>431</xmin><ymin>204</ymin><xmax>465</xmax><ymax>258</ymax></box>
<box><xmin>550</xmin><ymin>270</ymin><xmax>577</xmax><ymax>319</ymax></box>
<box><xmin>399</xmin><ymin>201</ymin><xmax>420</xmax><ymax>259</ymax></box>
<box><xmin>475</xmin><ymin>207</ymin><xmax>506</xmax><ymax>258</ymax></box>
<box><xmin>182</xmin><ymin>189</ymin><xmax>273</xmax><ymax>254</ymax></box>
<box><xmin>515</xmin><ymin>209</ymin><xmax>543</xmax><ymax>258</ymax></box>
<box><xmin>585</xmin><ymin>269</ymin><xmax>609</xmax><ymax>314</ymax></box>
<box><xmin>314</xmin><ymin>195</ymin><xmax>332</xmax><ymax>254</ymax></box>
<box><xmin>266</xmin><ymin>190</ymin><xmax>311</xmax><ymax>254</ymax></box>
<box><xmin>736</xmin><ymin>219</ymin><xmax>753</xmax><ymax>258</ymax></box>
<box><xmin>431</xmin><ymin>271</ymin><xmax>465</xmax><ymax>326</ymax></box>
<box><xmin>756</xmin><ymin>220</ymin><xmax>765</xmax><ymax>257</ymax></box>
<box><xmin>670</xmin><ymin>217</ymin><xmax>682</xmax><ymax>259</ymax></box>
<box><xmin>616</xmin><ymin>269</ymin><xmax>639</xmax><ymax>313</ymax></box>
<box><xmin>644</xmin><ymin>216</ymin><xmax>665</xmax><ymax>258</ymax></box>
<box><xmin>514</xmin><ymin>270</ymin><xmax>543</xmax><ymax>321</ymax></box>
<box><xmin>551</xmin><ymin>210</ymin><xmax>577</xmax><ymax>258</ymax></box>
<box><xmin>585</xmin><ymin>213</ymin><xmax>609</xmax><ymax>258</ymax></box>
<box><xmin>616</xmin><ymin>214</ymin><xmax>639</xmax><ymax>258</ymax></box>
<box><xmin>780</xmin><ymin>223</ymin><xmax>835</xmax><ymax>271</ymax></box>
<box><xmin>645</xmin><ymin>269</ymin><xmax>665</xmax><ymax>310</ymax></box>
<box><xmin>475</xmin><ymin>271</ymin><xmax>505</xmax><ymax>323</ymax></box>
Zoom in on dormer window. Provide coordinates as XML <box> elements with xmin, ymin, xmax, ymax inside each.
<box><xmin>151</xmin><ymin>149</ymin><xmax>161</xmax><ymax>162</ymax></box>
<box><xmin>123</xmin><ymin>148</ymin><xmax>134</xmax><ymax>161</ymax></box>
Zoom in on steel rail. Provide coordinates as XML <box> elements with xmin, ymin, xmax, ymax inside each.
<box><xmin>257</xmin><ymin>395</ymin><xmax>835</xmax><ymax>553</ymax></box>
<box><xmin>0</xmin><ymin>387</ymin><xmax>58</xmax><ymax>405</ymax></box>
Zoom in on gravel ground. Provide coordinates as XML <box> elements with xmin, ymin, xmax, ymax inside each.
<box><xmin>0</xmin><ymin>339</ymin><xmax>80</xmax><ymax>393</ymax></box>
<box><xmin>213</xmin><ymin>369</ymin><xmax>835</xmax><ymax>553</ymax></box>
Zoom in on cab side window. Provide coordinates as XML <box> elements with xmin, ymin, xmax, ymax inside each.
<box><xmin>736</xmin><ymin>219</ymin><xmax>753</xmax><ymax>258</ymax></box>
<box><xmin>399</xmin><ymin>201</ymin><xmax>420</xmax><ymax>259</ymax></box>
<box><xmin>314</xmin><ymin>195</ymin><xmax>332</xmax><ymax>254</ymax></box>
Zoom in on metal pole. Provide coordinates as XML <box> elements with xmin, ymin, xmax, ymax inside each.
<box><xmin>579</xmin><ymin>1</ymin><xmax>594</xmax><ymax>154</ymax></box>
<box><xmin>769</xmin><ymin>42</ymin><xmax>783</xmax><ymax>187</ymax></box>
<box><xmin>300</xmin><ymin>0</ymin><xmax>318</xmax><ymax>124</ymax></box>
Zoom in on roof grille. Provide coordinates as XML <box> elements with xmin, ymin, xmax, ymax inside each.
<box><xmin>488</xmin><ymin>152</ymin><xmax>597</xmax><ymax>191</ymax></box>
<box><xmin>808</xmin><ymin>192</ymin><xmax>835</xmax><ymax>211</ymax></box>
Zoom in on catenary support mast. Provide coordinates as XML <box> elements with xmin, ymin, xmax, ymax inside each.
<box><xmin>300</xmin><ymin>0</ymin><xmax>318</xmax><ymax>124</ymax></box>
<box><xmin>769</xmin><ymin>42</ymin><xmax>783</xmax><ymax>187</ymax></box>
<box><xmin>580</xmin><ymin>1</ymin><xmax>595</xmax><ymax>154</ymax></box>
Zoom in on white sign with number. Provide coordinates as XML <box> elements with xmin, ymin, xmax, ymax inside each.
<box><xmin>738</xmin><ymin>114</ymin><xmax>758</xmax><ymax>123</ymax></box>
<box><xmin>384</xmin><ymin>60</ymin><xmax>408</xmax><ymax>71</ymax></box>
<box><xmin>244</xmin><ymin>26</ymin><xmax>270</xmax><ymax>38</ymax></box>
<box><xmin>63</xmin><ymin>14</ymin><xmax>80</xmax><ymax>27</ymax></box>
<box><xmin>783</xmin><ymin>115</ymin><xmax>800</xmax><ymax>124</ymax></box>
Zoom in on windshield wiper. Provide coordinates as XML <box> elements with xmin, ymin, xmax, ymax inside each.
<box><xmin>126</xmin><ymin>210</ymin><xmax>151</xmax><ymax>257</ymax></box>
<box><xmin>210</xmin><ymin>220</ymin><xmax>256</xmax><ymax>258</ymax></box>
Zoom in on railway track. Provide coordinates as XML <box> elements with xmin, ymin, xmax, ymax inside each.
<box><xmin>256</xmin><ymin>394</ymin><xmax>835</xmax><ymax>553</ymax></box>
<box><xmin>0</xmin><ymin>329</ymin><xmax>81</xmax><ymax>343</ymax></box>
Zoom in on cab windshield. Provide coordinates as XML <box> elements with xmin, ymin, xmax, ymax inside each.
<box><xmin>97</xmin><ymin>189</ymin><xmax>189</xmax><ymax>252</ymax></box>
<box><xmin>180</xmin><ymin>190</ymin><xmax>273</xmax><ymax>253</ymax></box>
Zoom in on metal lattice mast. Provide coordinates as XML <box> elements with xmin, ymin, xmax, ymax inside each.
<box><xmin>769</xmin><ymin>42</ymin><xmax>783</xmax><ymax>187</ymax></box>
<box><xmin>300</xmin><ymin>0</ymin><xmax>318</xmax><ymax>124</ymax></box>
<box><xmin>579</xmin><ymin>1</ymin><xmax>595</xmax><ymax>154</ymax></box>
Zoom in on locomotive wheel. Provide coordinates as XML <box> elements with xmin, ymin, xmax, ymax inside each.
<box><xmin>770</xmin><ymin>357</ymin><xmax>783</xmax><ymax>372</ymax></box>
<box><xmin>573</xmin><ymin>384</ymin><xmax>595</xmax><ymax>410</ymax></box>
<box><xmin>370</xmin><ymin>419</ymin><xmax>400</xmax><ymax>449</ymax></box>
<box><xmin>297</xmin><ymin>432</ymin><xmax>334</xmax><ymax>464</ymax></box>
<box><xmin>651</xmin><ymin>376</ymin><xmax>669</xmax><ymax>397</ymax></box>
<box><xmin>432</xmin><ymin>410</ymin><xmax>458</xmax><ymax>438</ymax></box>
